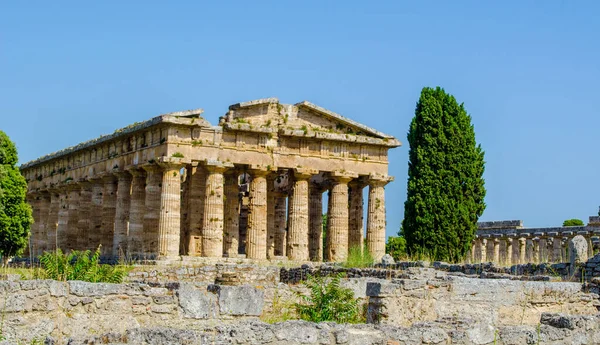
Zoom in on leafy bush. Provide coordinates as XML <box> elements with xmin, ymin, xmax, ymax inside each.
<box><xmin>562</xmin><ymin>219</ymin><xmax>584</xmax><ymax>227</ymax></box>
<box><xmin>39</xmin><ymin>246</ymin><xmax>129</xmax><ymax>283</ymax></box>
<box><xmin>386</xmin><ymin>236</ymin><xmax>407</xmax><ymax>260</ymax></box>
<box><xmin>343</xmin><ymin>245</ymin><xmax>374</xmax><ymax>268</ymax></box>
<box><xmin>295</xmin><ymin>273</ymin><xmax>363</xmax><ymax>323</ymax></box>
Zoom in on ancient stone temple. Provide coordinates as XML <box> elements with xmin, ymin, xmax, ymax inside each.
<box><xmin>21</xmin><ymin>98</ymin><xmax>400</xmax><ymax>262</ymax></box>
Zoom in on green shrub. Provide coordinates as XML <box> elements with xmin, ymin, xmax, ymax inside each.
<box><xmin>171</xmin><ymin>152</ymin><xmax>184</xmax><ymax>158</ymax></box>
<box><xmin>343</xmin><ymin>245</ymin><xmax>374</xmax><ymax>268</ymax></box>
<box><xmin>386</xmin><ymin>236</ymin><xmax>407</xmax><ymax>260</ymax></box>
<box><xmin>562</xmin><ymin>219</ymin><xmax>584</xmax><ymax>226</ymax></box>
<box><xmin>295</xmin><ymin>273</ymin><xmax>363</xmax><ymax>323</ymax></box>
<box><xmin>39</xmin><ymin>246</ymin><xmax>129</xmax><ymax>283</ymax></box>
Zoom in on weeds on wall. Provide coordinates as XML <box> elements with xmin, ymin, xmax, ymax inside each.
<box><xmin>294</xmin><ymin>273</ymin><xmax>364</xmax><ymax>323</ymax></box>
<box><xmin>343</xmin><ymin>245</ymin><xmax>374</xmax><ymax>268</ymax></box>
<box><xmin>39</xmin><ymin>246</ymin><xmax>130</xmax><ymax>283</ymax></box>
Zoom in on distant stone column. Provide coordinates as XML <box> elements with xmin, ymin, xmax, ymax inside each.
<box><xmin>480</xmin><ymin>238</ymin><xmax>488</xmax><ymax>262</ymax></box>
<box><xmin>113</xmin><ymin>171</ymin><xmax>132</xmax><ymax>257</ymax></box>
<box><xmin>274</xmin><ymin>194</ymin><xmax>287</xmax><ymax>256</ymax></box>
<box><xmin>187</xmin><ymin>163</ymin><xmax>207</xmax><ymax>256</ymax></box>
<box><xmin>37</xmin><ymin>192</ymin><xmax>51</xmax><ymax>254</ymax></box>
<box><xmin>326</xmin><ymin>173</ymin><xmax>355</xmax><ymax>262</ymax></box>
<box><xmin>223</xmin><ymin>170</ymin><xmax>240</xmax><ymax>257</ymax></box>
<box><xmin>532</xmin><ymin>238</ymin><xmax>541</xmax><ymax>263</ymax></box>
<box><xmin>247</xmin><ymin>167</ymin><xmax>269</xmax><ymax>260</ymax></box>
<box><xmin>309</xmin><ymin>183</ymin><xmax>325</xmax><ymax>261</ymax></box>
<box><xmin>287</xmin><ymin>169</ymin><xmax>316</xmax><ymax>261</ymax></box>
<box><xmin>101</xmin><ymin>174</ymin><xmax>118</xmax><ymax>255</ymax></box>
<box><xmin>46</xmin><ymin>189</ymin><xmax>60</xmax><ymax>251</ymax></box>
<box><xmin>127</xmin><ymin>168</ymin><xmax>146</xmax><ymax>257</ymax></box>
<box><xmin>586</xmin><ymin>234</ymin><xmax>594</xmax><ymax>258</ymax></box>
<box><xmin>76</xmin><ymin>182</ymin><xmax>92</xmax><ymax>252</ymax></box>
<box><xmin>157</xmin><ymin>161</ymin><xmax>185</xmax><ymax>258</ymax></box>
<box><xmin>492</xmin><ymin>238</ymin><xmax>500</xmax><ymax>264</ymax></box>
<box><xmin>201</xmin><ymin>163</ymin><xmax>227</xmax><ymax>258</ymax></box>
<box><xmin>552</xmin><ymin>236</ymin><xmax>562</xmax><ymax>262</ymax></box>
<box><xmin>266</xmin><ymin>173</ymin><xmax>278</xmax><ymax>259</ymax></box>
<box><xmin>470</xmin><ymin>241</ymin><xmax>477</xmax><ymax>263</ymax></box>
<box><xmin>56</xmin><ymin>187</ymin><xmax>69</xmax><ymax>251</ymax></box>
<box><xmin>518</xmin><ymin>238</ymin><xmax>527</xmax><ymax>264</ymax></box>
<box><xmin>64</xmin><ymin>184</ymin><xmax>81</xmax><ymax>252</ymax></box>
<box><xmin>142</xmin><ymin>165</ymin><xmax>163</xmax><ymax>258</ymax></box>
<box><xmin>88</xmin><ymin>178</ymin><xmax>104</xmax><ymax>251</ymax></box>
<box><xmin>348</xmin><ymin>179</ymin><xmax>366</xmax><ymax>253</ymax></box>
<box><xmin>561</xmin><ymin>236</ymin><xmax>571</xmax><ymax>263</ymax></box>
<box><xmin>366</xmin><ymin>176</ymin><xmax>391</xmax><ymax>262</ymax></box>
<box><xmin>505</xmin><ymin>238</ymin><xmax>513</xmax><ymax>266</ymax></box>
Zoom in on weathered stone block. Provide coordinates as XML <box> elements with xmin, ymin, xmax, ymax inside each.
<box><xmin>177</xmin><ymin>284</ymin><xmax>217</xmax><ymax>319</ymax></box>
<box><xmin>68</xmin><ymin>281</ymin><xmax>125</xmax><ymax>297</ymax></box>
<box><xmin>569</xmin><ymin>235</ymin><xmax>588</xmax><ymax>267</ymax></box>
<box><xmin>208</xmin><ymin>284</ymin><xmax>264</xmax><ymax>316</ymax></box>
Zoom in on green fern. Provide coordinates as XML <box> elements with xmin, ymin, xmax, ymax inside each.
<box><xmin>295</xmin><ymin>273</ymin><xmax>363</xmax><ymax>323</ymax></box>
<box><xmin>39</xmin><ymin>246</ymin><xmax>130</xmax><ymax>283</ymax></box>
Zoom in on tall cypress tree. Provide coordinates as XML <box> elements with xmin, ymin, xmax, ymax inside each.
<box><xmin>402</xmin><ymin>87</ymin><xmax>485</xmax><ymax>262</ymax></box>
<box><xmin>0</xmin><ymin>130</ymin><xmax>32</xmax><ymax>262</ymax></box>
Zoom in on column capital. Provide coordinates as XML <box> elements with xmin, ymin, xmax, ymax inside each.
<box><xmin>205</xmin><ymin>160</ymin><xmax>234</xmax><ymax>174</ymax></box>
<box><xmin>368</xmin><ymin>173</ymin><xmax>394</xmax><ymax>187</ymax></box>
<box><xmin>125</xmin><ymin>165</ymin><xmax>147</xmax><ymax>177</ymax></box>
<box><xmin>330</xmin><ymin>170</ymin><xmax>358</xmax><ymax>184</ymax></box>
<box><xmin>293</xmin><ymin>168</ymin><xmax>318</xmax><ymax>180</ymax></box>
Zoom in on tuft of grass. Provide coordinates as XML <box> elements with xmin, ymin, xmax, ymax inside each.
<box><xmin>343</xmin><ymin>245</ymin><xmax>374</xmax><ymax>268</ymax></box>
<box><xmin>260</xmin><ymin>289</ymin><xmax>297</xmax><ymax>324</ymax></box>
<box><xmin>171</xmin><ymin>152</ymin><xmax>184</xmax><ymax>158</ymax></box>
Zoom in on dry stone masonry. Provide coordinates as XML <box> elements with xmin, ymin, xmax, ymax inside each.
<box><xmin>21</xmin><ymin>98</ymin><xmax>400</xmax><ymax>262</ymax></box>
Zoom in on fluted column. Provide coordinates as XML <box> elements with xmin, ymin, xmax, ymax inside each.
<box><xmin>46</xmin><ymin>189</ymin><xmax>60</xmax><ymax>251</ymax></box>
<box><xmin>470</xmin><ymin>241</ymin><xmax>476</xmax><ymax>263</ymax></box>
<box><xmin>348</xmin><ymin>180</ymin><xmax>365</xmax><ymax>253</ymax></box>
<box><xmin>247</xmin><ymin>167</ymin><xmax>269</xmax><ymax>260</ymax></box>
<box><xmin>552</xmin><ymin>236</ymin><xmax>562</xmax><ymax>262</ymax></box>
<box><xmin>545</xmin><ymin>237</ymin><xmax>553</xmax><ymax>262</ymax></box>
<box><xmin>101</xmin><ymin>174</ymin><xmax>118</xmax><ymax>255</ymax></box>
<box><xmin>326</xmin><ymin>173</ymin><xmax>355</xmax><ymax>262</ymax></box>
<box><xmin>480</xmin><ymin>238</ymin><xmax>488</xmax><ymax>262</ymax></box>
<box><xmin>532</xmin><ymin>238</ymin><xmax>540</xmax><ymax>263</ymax></box>
<box><xmin>56</xmin><ymin>187</ymin><xmax>69</xmax><ymax>251</ymax></box>
<box><xmin>37</xmin><ymin>192</ymin><xmax>51</xmax><ymax>254</ymax></box>
<box><xmin>561</xmin><ymin>236</ymin><xmax>570</xmax><ymax>263</ymax></box>
<box><xmin>187</xmin><ymin>163</ymin><xmax>206</xmax><ymax>256</ymax></box>
<box><xmin>518</xmin><ymin>238</ymin><xmax>526</xmax><ymax>264</ymax></box>
<box><xmin>113</xmin><ymin>171</ymin><xmax>132</xmax><ymax>256</ymax></box>
<box><xmin>266</xmin><ymin>173</ymin><xmax>278</xmax><ymax>259</ymax></box>
<box><xmin>142</xmin><ymin>165</ymin><xmax>163</xmax><ymax>258</ymax></box>
<box><xmin>127</xmin><ymin>168</ymin><xmax>146</xmax><ymax>257</ymax></box>
<box><xmin>76</xmin><ymin>182</ymin><xmax>92</xmax><ymax>251</ymax></box>
<box><xmin>157</xmin><ymin>161</ymin><xmax>184</xmax><ymax>258</ymax></box>
<box><xmin>309</xmin><ymin>183</ymin><xmax>325</xmax><ymax>261</ymax></box>
<box><xmin>505</xmin><ymin>238</ymin><xmax>513</xmax><ymax>266</ymax></box>
<box><xmin>492</xmin><ymin>238</ymin><xmax>500</xmax><ymax>264</ymax></box>
<box><xmin>366</xmin><ymin>176</ymin><xmax>391</xmax><ymax>261</ymax></box>
<box><xmin>287</xmin><ymin>169</ymin><xmax>315</xmax><ymax>261</ymax></box>
<box><xmin>223</xmin><ymin>170</ymin><xmax>240</xmax><ymax>257</ymax></box>
<box><xmin>201</xmin><ymin>164</ymin><xmax>227</xmax><ymax>258</ymax></box>
<box><xmin>65</xmin><ymin>184</ymin><xmax>80</xmax><ymax>252</ymax></box>
<box><xmin>274</xmin><ymin>194</ymin><xmax>287</xmax><ymax>256</ymax></box>
<box><xmin>89</xmin><ymin>179</ymin><xmax>104</xmax><ymax>251</ymax></box>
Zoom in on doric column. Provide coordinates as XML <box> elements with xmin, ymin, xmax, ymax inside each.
<box><xmin>113</xmin><ymin>171</ymin><xmax>132</xmax><ymax>256</ymax></box>
<box><xmin>127</xmin><ymin>168</ymin><xmax>146</xmax><ymax>257</ymax></box>
<box><xmin>287</xmin><ymin>168</ymin><xmax>316</xmax><ymax>261</ymax></box>
<box><xmin>89</xmin><ymin>178</ymin><xmax>104</xmax><ymax>251</ymax></box>
<box><xmin>348</xmin><ymin>179</ymin><xmax>366</xmax><ymax>253</ymax></box>
<box><xmin>470</xmin><ymin>240</ymin><xmax>477</xmax><ymax>263</ymax></box>
<box><xmin>532</xmin><ymin>238</ymin><xmax>540</xmax><ymax>263</ymax></box>
<box><xmin>561</xmin><ymin>235</ymin><xmax>571</xmax><ymax>263</ymax></box>
<box><xmin>551</xmin><ymin>234</ymin><xmax>562</xmax><ymax>262</ymax></box>
<box><xmin>326</xmin><ymin>172</ymin><xmax>356</xmax><ymax>262</ymax></box>
<box><xmin>266</xmin><ymin>173</ymin><xmax>278</xmax><ymax>259</ymax></box>
<box><xmin>545</xmin><ymin>237</ymin><xmax>553</xmax><ymax>262</ymax></box>
<box><xmin>366</xmin><ymin>175</ymin><xmax>392</xmax><ymax>261</ymax></box>
<box><xmin>76</xmin><ymin>181</ymin><xmax>92</xmax><ymax>252</ymax></box>
<box><xmin>223</xmin><ymin>169</ymin><xmax>240</xmax><ymax>257</ymax></box>
<box><xmin>100</xmin><ymin>174</ymin><xmax>118</xmax><ymax>255</ymax></box>
<box><xmin>201</xmin><ymin>163</ymin><xmax>228</xmax><ymax>258</ymax></box>
<box><xmin>247</xmin><ymin>166</ymin><xmax>270</xmax><ymax>260</ymax></box>
<box><xmin>274</xmin><ymin>194</ymin><xmax>287</xmax><ymax>256</ymax></box>
<box><xmin>65</xmin><ymin>184</ymin><xmax>80</xmax><ymax>252</ymax></box>
<box><xmin>492</xmin><ymin>238</ymin><xmax>500</xmax><ymax>264</ymax></box>
<box><xmin>480</xmin><ymin>238</ymin><xmax>488</xmax><ymax>262</ymax></box>
<box><xmin>37</xmin><ymin>191</ymin><xmax>51</xmax><ymax>254</ymax></box>
<box><xmin>46</xmin><ymin>189</ymin><xmax>60</xmax><ymax>251</ymax></box>
<box><xmin>56</xmin><ymin>187</ymin><xmax>69</xmax><ymax>251</ymax></box>
<box><xmin>142</xmin><ymin>165</ymin><xmax>163</xmax><ymax>258</ymax></box>
<box><xmin>518</xmin><ymin>237</ymin><xmax>527</xmax><ymax>264</ymax></box>
<box><xmin>586</xmin><ymin>234</ymin><xmax>594</xmax><ymax>258</ymax></box>
<box><xmin>187</xmin><ymin>163</ymin><xmax>206</xmax><ymax>256</ymax></box>
<box><xmin>309</xmin><ymin>182</ymin><xmax>325</xmax><ymax>261</ymax></box>
<box><xmin>505</xmin><ymin>238</ymin><xmax>513</xmax><ymax>266</ymax></box>
<box><xmin>157</xmin><ymin>160</ymin><xmax>185</xmax><ymax>258</ymax></box>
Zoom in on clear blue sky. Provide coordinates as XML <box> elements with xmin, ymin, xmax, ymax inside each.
<box><xmin>2</xmin><ymin>1</ymin><xmax>599</xmax><ymax>237</ymax></box>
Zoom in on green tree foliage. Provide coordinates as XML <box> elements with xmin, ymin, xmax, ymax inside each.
<box><xmin>563</xmin><ymin>219</ymin><xmax>584</xmax><ymax>227</ymax></box>
<box><xmin>386</xmin><ymin>236</ymin><xmax>406</xmax><ymax>260</ymax></box>
<box><xmin>402</xmin><ymin>87</ymin><xmax>486</xmax><ymax>262</ymax></box>
<box><xmin>0</xmin><ymin>131</ymin><xmax>32</xmax><ymax>261</ymax></box>
<box><xmin>295</xmin><ymin>273</ymin><xmax>363</xmax><ymax>323</ymax></box>
<box><xmin>39</xmin><ymin>246</ymin><xmax>129</xmax><ymax>283</ymax></box>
